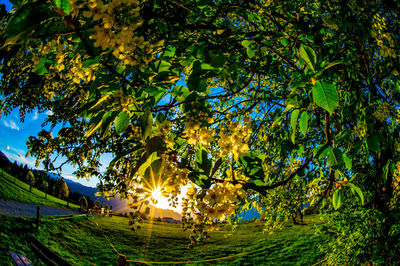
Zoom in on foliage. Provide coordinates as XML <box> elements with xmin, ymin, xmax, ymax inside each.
<box><xmin>1</xmin><ymin>0</ymin><xmax>400</xmax><ymax>263</ymax></box>
<box><xmin>316</xmin><ymin>206</ymin><xmax>387</xmax><ymax>265</ymax></box>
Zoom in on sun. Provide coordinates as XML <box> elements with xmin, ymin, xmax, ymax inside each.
<box><xmin>150</xmin><ymin>186</ymin><xmax>170</xmax><ymax>210</ymax></box>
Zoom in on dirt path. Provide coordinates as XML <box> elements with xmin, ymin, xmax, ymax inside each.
<box><xmin>0</xmin><ymin>199</ymin><xmax>83</xmax><ymax>217</ymax></box>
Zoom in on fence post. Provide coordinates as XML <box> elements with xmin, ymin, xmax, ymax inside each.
<box><xmin>117</xmin><ymin>254</ymin><xmax>126</xmax><ymax>266</ymax></box>
<box><xmin>36</xmin><ymin>206</ymin><xmax>41</xmax><ymax>229</ymax></box>
<box><xmin>110</xmin><ymin>206</ymin><xmax>113</xmax><ymax>218</ymax></box>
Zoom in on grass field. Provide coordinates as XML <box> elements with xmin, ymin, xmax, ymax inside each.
<box><xmin>0</xmin><ymin>214</ymin><xmax>330</xmax><ymax>265</ymax></box>
<box><xmin>0</xmin><ymin>169</ymin><xmax>79</xmax><ymax>210</ymax></box>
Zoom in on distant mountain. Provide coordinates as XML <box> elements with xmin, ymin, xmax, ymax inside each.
<box><xmin>0</xmin><ymin>150</ymin><xmax>11</xmax><ymax>169</ymax></box>
<box><xmin>47</xmin><ymin>172</ymin><xmax>99</xmax><ymax>200</ymax></box>
<box><xmin>0</xmin><ymin>151</ymin><xmax>10</xmax><ymax>162</ymax></box>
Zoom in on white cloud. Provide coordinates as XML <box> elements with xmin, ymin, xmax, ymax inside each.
<box><xmin>2</xmin><ymin>120</ymin><xmax>20</xmax><ymax>131</ymax></box>
<box><xmin>3</xmin><ymin>150</ymin><xmax>36</xmax><ymax>167</ymax></box>
<box><xmin>6</xmin><ymin>145</ymin><xmax>10</xmax><ymax>150</ymax></box>
<box><xmin>46</xmin><ymin>110</ymin><xmax>54</xmax><ymax>116</ymax></box>
<box><xmin>32</xmin><ymin>110</ymin><xmax>38</xmax><ymax>120</ymax></box>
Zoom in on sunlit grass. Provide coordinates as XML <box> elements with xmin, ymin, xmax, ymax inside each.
<box><xmin>0</xmin><ymin>214</ymin><xmax>330</xmax><ymax>265</ymax></box>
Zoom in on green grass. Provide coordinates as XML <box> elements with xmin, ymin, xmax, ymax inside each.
<box><xmin>0</xmin><ymin>169</ymin><xmax>79</xmax><ymax>210</ymax></box>
<box><xmin>0</xmin><ymin>214</ymin><xmax>330</xmax><ymax>265</ymax></box>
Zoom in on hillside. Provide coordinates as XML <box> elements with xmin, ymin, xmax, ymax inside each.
<box><xmin>0</xmin><ymin>170</ymin><xmax>79</xmax><ymax>210</ymax></box>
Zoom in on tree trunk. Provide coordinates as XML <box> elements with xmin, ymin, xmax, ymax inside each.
<box><xmin>291</xmin><ymin>213</ymin><xmax>299</xmax><ymax>225</ymax></box>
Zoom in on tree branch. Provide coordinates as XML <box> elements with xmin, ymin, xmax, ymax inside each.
<box><xmin>243</xmin><ymin>155</ymin><xmax>313</xmax><ymax>195</ymax></box>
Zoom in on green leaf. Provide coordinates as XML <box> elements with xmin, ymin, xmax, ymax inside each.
<box><xmin>171</xmin><ymin>85</ymin><xmax>190</xmax><ymax>102</ymax></box>
<box><xmin>188</xmin><ymin>171</ymin><xmax>211</xmax><ymax>189</ymax></box>
<box><xmin>383</xmin><ymin>160</ymin><xmax>392</xmax><ymax>183</ymax></box>
<box><xmin>210</xmin><ymin>158</ymin><xmax>223</xmax><ymax>178</ymax></box>
<box><xmin>239</xmin><ymin>152</ymin><xmax>265</xmax><ymax>180</ymax></box>
<box><xmin>101</xmin><ymin>111</ymin><xmax>119</xmax><ymax>138</ymax></box>
<box><xmin>187</xmin><ymin>75</ymin><xmax>207</xmax><ymax>92</ymax></box>
<box><xmin>115</xmin><ymin>111</ymin><xmax>130</xmax><ymax>134</ymax></box>
<box><xmin>323</xmin><ymin>61</ymin><xmax>342</xmax><ymax>71</ymax></box>
<box><xmin>138</xmin><ymin>152</ymin><xmax>159</xmax><ymax>177</ymax></box>
<box><xmin>299</xmin><ymin>44</ymin><xmax>317</xmax><ymax>72</ymax></box>
<box><xmin>313</xmin><ymin>144</ymin><xmax>332</xmax><ymax>159</ymax></box>
<box><xmin>241</xmin><ymin>40</ymin><xmax>252</xmax><ymax>48</ymax></box>
<box><xmin>5</xmin><ymin>1</ymin><xmax>51</xmax><ymax>45</ymax></box>
<box><xmin>200</xmin><ymin>63</ymin><xmax>217</xmax><ymax>71</ymax></box>
<box><xmin>82</xmin><ymin>56</ymin><xmax>100</xmax><ymax>67</ymax></box>
<box><xmin>242</xmin><ymin>40</ymin><xmax>257</xmax><ymax>58</ymax></box>
<box><xmin>55</xmin><ymin>0</ymin><xmax>71</xmax><ymax>15</ymax></box>
<box><xmin>84</xmin><ymin>112</ymin><xmax>104</xmax><ymax>138</ymax></box>
<box><xmin>367</xmin><ymin>135</ymin><xmax>380</xmax><ymax>153</ymax></box>
<box><xmin>280</xmin><ymin>38</ymin><xmax>289</xmax><ymax>47</ymax></box>
<box><xmin>299</xmin><ymin>111</ymin><xmax>309</xmax><ymax>136</ymax></box>
<box><xmin>163</xmin><ymin>45</ymin><xmax>176</xmax><ymax>57</ymax></box>
<box><xmin>253</xmin><ymin>180</ymin><xmax>265</xmax><ymax>186</ymax></box>
<box><xmin>312</xmin><ymin>81</ymin><xmax>339</xmax><ymax>114</ymax></box>
<box><xmin>154</xmin><ymin>60</ymin><xmax>171</xmax><ymax>73</ymax></box>
<box><xmin>247</xmin><ymin>46</ymin><xmax>256</xmax><ymax>58</ymax></box>
<box><xmin>290</xmin><ymin>109</ymin><xmax>300</xmax><ymax>144</ymax></box>
<box><xmin>145</xmin><ymin>136</ymin><xmax>167</xmax><ymax>155</ymax></box>
<box><xmin>347</xmin><ymin>183</ymin><xmax>364</xmax><ymax>205</ymax></box>
<box><xmin>141</xmin><ymin>110</ymin><xmax>153</xmax><ymax>139</ymax></box>
<box><xmin>332</xmin><ymin>189</ymin><xmax>342</xmax><ymax>210</ymax></box>
<box><xmin>327</xmin><ymin>148</ymin><xmax>344</xmax><ymax>170</ymax></box>
<box><xmin>343</xmin><ymin>153</ymin><xmax>352</xmax><ymax>170</ymax></box>
<box><xmin>32</xmin><ymin>57</ymin><xmax>51</xmax><ymax>75</ymax></box>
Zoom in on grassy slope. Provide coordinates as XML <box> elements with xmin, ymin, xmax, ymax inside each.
<box><xmin>0</xmin><ymin>215</ymin><xmax>330</xmax><ymax>265</ymax></box>
<box><xmin>0</xmin><ymin>169</ymin><xmax>79</xmax><ymax>210</ymax></box>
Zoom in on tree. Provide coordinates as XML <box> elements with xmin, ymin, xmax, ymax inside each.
<box><xmin>1</xmin><ymin>0</ymin><xmax>400</xmax><ymax>263</ymax></box>
<box><xmin>60</xmin><ymin>180</ymin><xmax>69</xmax><ymax>199</ymax></box>
<box><xmin>54</xmin><ymin>179</ymin><xmax>69</xmax><ymax>202</ymax></box>
<box><xmin>42</xmin><ymin>181</ymin><xmax>48</xmax><ymax>199</ymax></box>
<box><xmin>26</xmin><ymin>170</ymin><xmax>35</xmax><ymax>192</ymax></box>
<box><xmin>79</xmin><ymin>196</ymin><xmax>88</xmax><ymax>211</ymax></box>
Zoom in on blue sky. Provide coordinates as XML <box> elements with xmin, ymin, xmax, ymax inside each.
<box><xmin>0</xmin><ymin>108</ymin><xmax>104</xmax><ymax>187</ymax></box>
<box><xmin>0</xmin><ymin>0</ymin><xmax>105</xmax><ymax>188</ymax></box>
<box><xmin>2</xmin><ymin>1</ymin><xmax>12</xmax><ymax>11</ymax></box>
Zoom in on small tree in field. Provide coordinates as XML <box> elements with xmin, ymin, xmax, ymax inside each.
<box><xmin>26</xmin><ymin>170</ymin><xmax>35</xmax><ymax>192</ymax></box>
<box><xmin>42</xmin><ymin>181</ymin><xmax>48</xmax><ymax>199</ymax></box>
<box><xmin>60</xmin><ymin>180</ymin><xmax>69</xmax><ymax>206</ymax></box>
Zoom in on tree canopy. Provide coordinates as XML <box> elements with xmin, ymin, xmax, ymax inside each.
<box><xmin>1</xmin><ymin>0</ymin><xmax>400</xmax><ymax>263</ymax></box>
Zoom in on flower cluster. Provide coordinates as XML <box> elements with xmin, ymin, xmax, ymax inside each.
<box><xmin>372</xmin><ymin>13</ymin><xmax>396</xmax><ymax>58</ymax></box>
<box><xmin>374</xmin><ymin>102</ymin><xmax>391</xmax><ymax>122</ymax></box>
<box><xmin>183</xmin><ymin>112</ymin><xmax>215</xmax><ymax>147</ymax></box>
<box><xmin>390</xmin><ymin>161</ymin><xmax>400</xmax><ymax>210</ymax></box>
<box><xmin>181</xmin><ymin>180</ymin><xmax>245</xmax><ymax>247</ymax></box>
<box><xmin>217</xmin><ymin>118</ymin><xmax>251</xmax><ymax>159</ymax></box>
<box><xmin>71</xmin><ymin>0</ymin><xmax>154</xmax><ymax>66</ymax></box>
<box><xmin>31</xmin><ymin>38</ymin><xmax>97</xmax><ymax>101</ymax></box>
<box><xmin>354</xmin><ymin>120</ymin><xmax>367</xmax><ymax>139</ymax></box>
